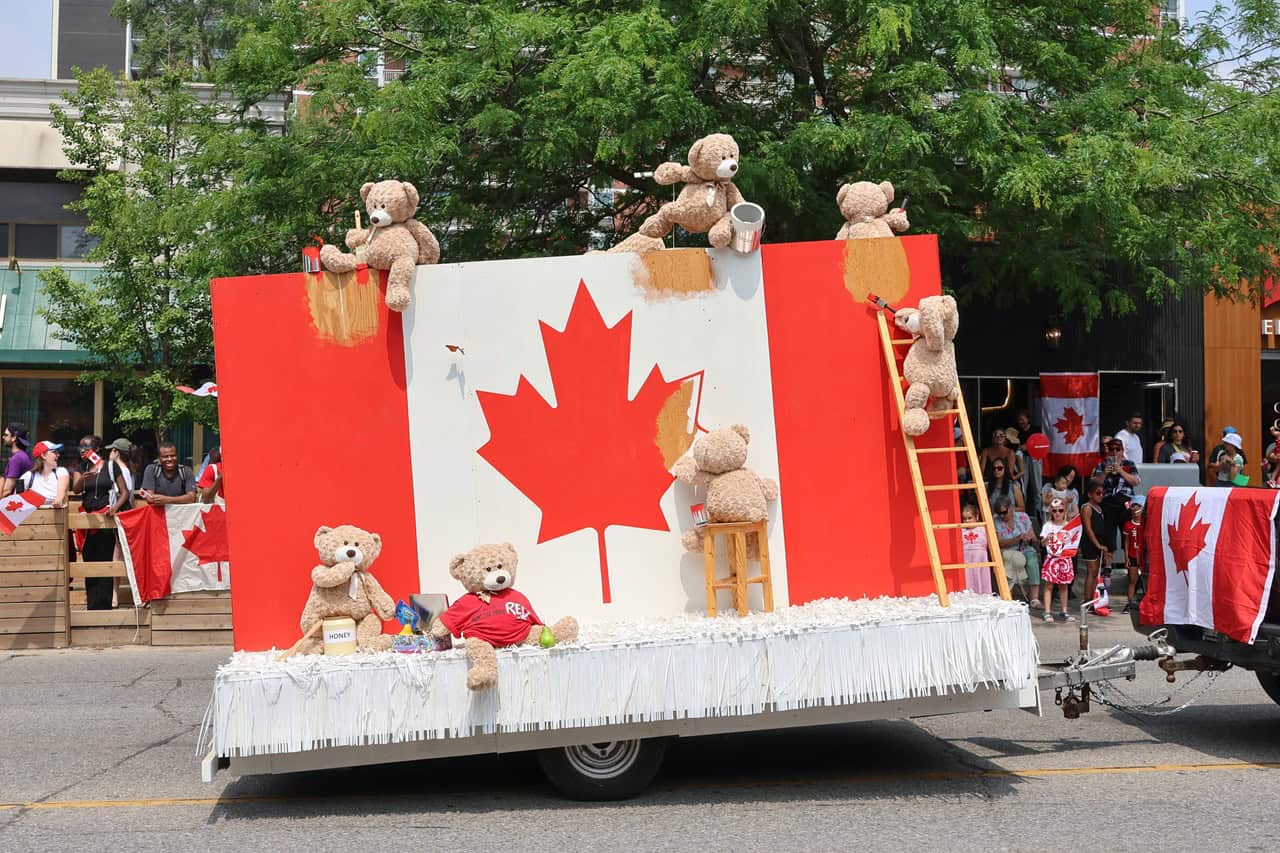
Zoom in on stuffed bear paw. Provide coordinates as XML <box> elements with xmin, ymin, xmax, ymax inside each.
<box><xmin>466</xmin><ymin>665</ymin><xmax>498</xmax><ymax>691</ymax></box>
<box><xmin>319</xmin><ymin>243</ymin><xmax>358</xmax><ymax>273</ymax></box>
<box><xmin>902</xmin><ymin>408</ymin><xmax>930</xmax><ymax>436</ymax></box>
<box><xmin>385</xmin><ymin>284</ymin><xmax>411</xmax><ymax>312</ymax></box>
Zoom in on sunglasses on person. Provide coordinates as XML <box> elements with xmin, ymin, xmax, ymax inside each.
<box><xmin>1051</xmin><ymin>508</ymin><xmax>1066</xmax><ymax>515</ymax></box>
<box><xmin>992</xmin><ymin>465</ymin><xmax>1005</xmax><ymax>472</ymax></box>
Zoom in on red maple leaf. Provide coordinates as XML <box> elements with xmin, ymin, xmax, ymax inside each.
<box><xmin>477</xmin><ymin>281</ymin><xmax>701</xmax><ymax>603</ymax></box>
<box><xmin>1054</xmin><ymin>406</ymin><xmax>1086</xmax><ymax>445</ymax></box>
<box><xmin>1167</xmin><ymin>495</ymin><xmax>1211</xmax><ymax>580</ymax></box>
<box><xmin>180</xmin><ymin>504</ymin><xmax>231</xmax><ymax>576</ymax></box>
<box><xmin>4</xmin><ymin>500</ymin><xmax>24</xmax><ymax>512</ymax></box>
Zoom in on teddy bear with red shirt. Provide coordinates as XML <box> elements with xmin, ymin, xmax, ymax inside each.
<box><xmin>428</xmin><ymin>543</ymin><xmax>578</xmax><ymax>691</ymax></box>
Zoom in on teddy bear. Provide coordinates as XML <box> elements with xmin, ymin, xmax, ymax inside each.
<box><xmin>427</xmin><ymin>543</ymin><xmax>578</xmax><ymax>691</ymax></box>
<box><xmin>287</xmin><ymin>524</ymin><xmax>397</xmax><ymax>656</ymax></box>
<box><xmin>319</xmin><ymin>179</ymin><xmax>441</xmax><ymax>312</ymax></box>
<box><xmin>609</xmin><ymin>133</ymin><xmax>747</xmax><ymax>254</ymax></box>
<box><xmin>836</xmin><ymin>180</ymin><xmax>909</xmax><ymax>240</ymax></box>
<box><xmin>895</xmin><ymin>295</ymin><xmax>960</xmax><ymax>436</ymax></box>
<box><xmin>673</xmin><ymin>424</ymin><xmax>778</xmax><ymax>554</ymax></box>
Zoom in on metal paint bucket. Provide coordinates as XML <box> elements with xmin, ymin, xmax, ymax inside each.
<box><xmin>322</xmin><ymin>617</ymin><xmax>358</xmax><ymax>655</ymax></box>
<box><xmin>729</xmin><ymin>202</ymin><xmax>765</xmax><ymax>254</ymax></box>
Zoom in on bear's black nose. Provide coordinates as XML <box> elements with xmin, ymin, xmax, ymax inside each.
<box><xmin>729</xmin><ymin>163</ymin><xmax>738</xmax><ymax>172</ymax></box>
<box><xmin>496</xmin><ymin>574</ymin><xmax>507</xmax><ymax>585</ymax></box>
<box><xmin>344</xmin><ymin>548</ymin><xmax>356</xmax><ymax>558</ymax></box>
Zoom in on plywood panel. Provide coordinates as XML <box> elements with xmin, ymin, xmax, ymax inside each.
<box><xmin>70</xmin><ymin>626</ymin><xmax>149</xmax><ymax>647</ymax></box>
<box><xmin>150</xmin><ymin>628</ymin><xmax>232</xmax><ymax>646</ymax></box>
<box><xmin>69</xmin><ymin>609</ymin><xmax>149</xmax><ymax>628</ymax></box>
<box><xmin>152</xmin><ymin>613</ymin><xmax>232</xmax><ymax>630</ymax></box>
<box><xmin>0</xmin><ymin>616</ymin><xmax>66</xmax><ymax>634</ymax></box>
<box><xmin>0</xmin><ymin>570</ymin><xmax>62</xmax><ymax>587</ymax></box>
<box><xmin>0</xmin><ymin>632</ymin><xmax>66</xmax><ymax>650</ymax></box>
<box><xmin>151</xmin><ymin>595</ymin><xmax>232</xmax><ymax>615</ymax></box>
<box><xmin>1204</xmin><ymin>294</ymin><xmax>1262</xmax><ymax>485</ymax></box>
<box><xmin>0</xmin><ymin>556</ymin><xmax>64</xmax><ymax>572</ymax></box>
<box><xmin>0</xmin><ymin>585</ymin><xmax>64</xmax><ymax>603</ymax></box>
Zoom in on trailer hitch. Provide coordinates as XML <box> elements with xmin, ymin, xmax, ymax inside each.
<box><xmin>1158</xmin><ymin>654</ymin><xmax>1232</xmax><ymax>683</ymax></box>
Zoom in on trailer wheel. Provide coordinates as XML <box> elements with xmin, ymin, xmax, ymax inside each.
<box><xmin>1257</xmin><ymin>671</ymin><xmax>1280</xmax><ymax>705</ymax></box>
<box><xmin>536</xmin><ymin>738</ymin><xmax>668</xmax><ymax>800</ymax></box>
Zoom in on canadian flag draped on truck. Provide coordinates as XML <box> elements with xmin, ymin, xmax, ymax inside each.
<box><xmin>1141</xmin><ymin>486</ymin><xmax>1280</xmax><ymax>644</ymax></box>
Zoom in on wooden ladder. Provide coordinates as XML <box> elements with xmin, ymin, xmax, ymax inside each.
<box><xmin>874</xmin><ymin>310</ymin><xmax>1010</xmax><ymax>606</ymax></box>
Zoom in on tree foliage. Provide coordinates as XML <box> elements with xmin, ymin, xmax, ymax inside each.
<box><xmin>41</xmin><ymin>69</ymin><xmax>230</xmax><ymax>443</ymax></box>
<box><xmin>199</xmin><ymin>0</ymin><xmax>1280</xmax><ymax>319</ymax></box>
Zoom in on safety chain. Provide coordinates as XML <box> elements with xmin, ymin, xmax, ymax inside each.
<box><xmin>1090</xmin><ymin>669</ymin><xmax>1225</xmax><ymax>717</ymax></box>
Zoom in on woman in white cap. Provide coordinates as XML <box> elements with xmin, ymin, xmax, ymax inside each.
<box><xmin>1213</xmin><ymin>432</ymin><xmax>1245</xmax><ymax>486</ymax></box>
<box><xmin>20</xmin><ymin>441</ymin><xmax>69</xmax><ymax>508</ymax></box>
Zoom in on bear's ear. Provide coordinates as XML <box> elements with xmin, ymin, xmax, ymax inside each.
<box><xmin>448</xmin><ymin>554</ymin><xmax>466</xmax><ymax>577</ymax></box>
<box><xmin>368</xmin><ymin>532</ymin><xmax>382</xmax><ymax>559</ymax></box>
<box><xmin>940</xmin><ymin>294</ymin><xmax>959</xmax><ymax>340</ymax></box>
<box><xmin>919</xmin><ymin>298</ymin><xmax>946</xmax><ymax>349</ymax></box>
<box><xmin>878</xmin><ymin>181</ymin><xmax>895</xmax><ymax>204</ymax></box>
<box><xmin>313</xmin><ymin>526</ymin><xmax>332</xmax><ymax>549</ymax></box>
<box><xmin>400</xmin><ymin>182</ymin><xmax>419</xmax><ymax>210</ymax></box>
<box><xmin>359</xmin><ymin>182</ymin><xmax>375</xmax><ymax>202</ymax></box>
<box><xmin>730</xmin><ymin>424</ymin><xmax>751</xmax><ymax>443</ymax></box>
<box><xmin>836</xmin><ymin>183</ymin><xmax>850</xmax><ymax>207</ymax></box>
<box><xmin>499</xmin><ymin>542</ymin><xmax>518</xmax><ymax>566</ymax></box>
<box><xmin>687</xmin><ymin>138</ymin><xmax>704</xmax><ymax>165</ymax></box>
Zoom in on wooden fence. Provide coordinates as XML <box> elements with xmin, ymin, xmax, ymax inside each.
<box><xmin>0</xmin><ymin>504</ymin><xmax>231</xmax><ymax>650</ymax></box>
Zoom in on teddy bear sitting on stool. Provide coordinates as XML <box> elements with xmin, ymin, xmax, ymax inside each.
<box><xmin>609</xmin><ymin>133</ymin><xmax>747</xmax><ymax>254</ymax></box>
<box><xmin>895</xmin><ymin>295</ymin><xmax>960</xmax><ymax>436</ymax></box>
<box><xmin>428</xmin><ymin>543</ymin><xmax>578</xmax><ymax>691</ymax></box>
<box><xmin>674</xmin><ymin>425</ymin><xmax>778</xmax><ymax>555</ymax></box>
<box><xmin>291</xmin><ymin>524</ymin><xmax>397</xmax><ymax>655</ymax></box>
<box><xmin>320</xmin><ymin>179</ymin><xmax>441</xmax><ymax>312</ymax></box>
<box><xmin>836</xmin><ymin>180</ymin><xmax>909</xmax><ymax>240</ymax></box>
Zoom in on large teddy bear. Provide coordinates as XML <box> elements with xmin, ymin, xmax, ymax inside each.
<box><xmin>609</xmin><ymin>133</ymin><xmax>747</xmax><ymax>254</ymax></box>
<box><xmin>836</xmin><ymin>180</ymin><xmax>909</xmax><ymax>240</ymax></box>
<box><xmin>895</xmin><ymin>295</ymin><xmax>960</xmax><ymax>436</ymax></box>
<box><xmin>292</xmin><ymin>524</ymin><xmax>397</xmax><ymax>655</ymax></box>
<box><xmin>319</xmin><ymin>179</ymin><xmax>441</xmax><ymax>312</ymax></box>
<box><xmin>428</xmin><ymin>543</ymin><xmax>578</xmax><ymax>691</ymax></box>
<box><xmin>673</xmin><ymin>425</ymin><xmax>778</xmax><ymax>554</ymax></box>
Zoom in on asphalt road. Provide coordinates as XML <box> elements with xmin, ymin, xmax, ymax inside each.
<box><xmin>3</xmin><ymin>613</ymin><xmax>1279</xmax><ymax>853</ymax></box>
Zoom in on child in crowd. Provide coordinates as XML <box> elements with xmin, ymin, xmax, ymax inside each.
<box><xmin>960</xmin><ymin>504</ymin><xmax>992</xmax><ymax>594</ymax></box>
<box><xmin>1122</xmin><ymin>498</ymin><xmax>1145</xmax><ymax>613</ymax></box>
<box><xmin>1080</xmin><ymin>479</ymin><xmax>1108</xmax><ymax>617</ymax></box>
<box><xmin>1040</xmin><ymin>498</ymin><xmax>1078</xmax><ymax>623</ymax></box>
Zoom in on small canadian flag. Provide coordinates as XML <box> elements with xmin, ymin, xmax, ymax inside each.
<box><xmin>690</xmin><ymin>503</ymin><xmax>709</xmax><ymax>527</ymax></box>
<box><xmin>0</xmin><ymin>489</ymin><xmax>47</xmax><ymax>535</ymax></box>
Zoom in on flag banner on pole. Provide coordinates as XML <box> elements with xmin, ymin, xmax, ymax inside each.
<box><xmin>0</xmin><ymin>490</ymin><xmax>47</xmax><ymax>535</ymax></box>
<box><xmin>117</xmin><ymin>503</ymin><xmax>231</xmax><ymax>604</ymax></box>
<box><xmin>1141</xmin><ymin>486</ymin><xmax>1280</xmax><ymax>644</ymax></box>
<box><xmin>176</xmin><ymin>382</ymin><xmax>218</xmax><ymax>397</ymax></box>
<box><xmin>1040</xmin><ymin>372</ymin><xmax>1099</xmax><ymax>477</ymax></box>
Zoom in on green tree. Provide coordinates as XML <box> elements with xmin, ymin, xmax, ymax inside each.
<box><xmin>212</xmin><ymin>0</ymin><xmax>1280</xmax><ymax>320</ymax></box>
<box><xmin>115</xmin><ymin>0</ymin><xmax>264</xmax><ymax>81</ymax></box>
<box><xmin>41</xmin><ymin>69</ymin><xmax>230</xmax><ymax>445</ymax></box>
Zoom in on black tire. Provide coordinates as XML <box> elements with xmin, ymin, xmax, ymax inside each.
<box><xmin>1257</xmin><ymin>671</ymin><xmax>1280</xmax><ymax>705</ymax></box>
<box><xmin>536</xmin><ymin>737</ymin><xmax>668</xmax><ymax>800</ymax></box>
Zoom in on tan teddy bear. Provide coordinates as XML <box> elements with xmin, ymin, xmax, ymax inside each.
<box><xmin>673</xmin><ymin>425</ymin><xmax>778</xmax><ymax>554</ymax></box>
<box><xmin>609</xmin><ymin>133</ymin><xmax>747</xmax><ymax>254</ymax></box>
<box><xmin>895</xmin><ymin>295</ymin><xmax>960</xmax><ymax>436</ymax></box>
<box><xmin>291</xmin><ymin>524</ymin><xmax>397</xmax><ymax>656</ymax></box>
<box><xmin>836</xmin><ymin>180</ymin><xmax>909</xmax><ymax>240</ymax></box>
<box><xmin>428</xmin><ymin>543</ymin><xmax>579</xmax><ymax>691</ymax></box>
<box><xmin>319</xmin><ymin>179</ymin><xmax>441</xmax><ymax>312</ymax></box>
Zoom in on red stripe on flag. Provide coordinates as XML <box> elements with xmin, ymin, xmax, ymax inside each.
<box><xmin>1040</xmin><ymin>373</ymin><xmax>1098</xmax><ymax>399</ymax></box>
<box><xmin>0</xmin><ymin>514</ymin><xmax>15</xmax><ymax>535</ymax></box>
<box><xmin>1045</xmin><ymin>452</ymin><xmax>1098</xmax><ymax>481</ymax></box>
<box><xmin>117</xmin><ymin>505</ymin><xmax>174</xmax><ymax>602</ymax></box>
<box><xmin>1212</xmin><ymin>489</ymin><xmax>1280</xmax><ymax>643</ymax></box>
<box><xmin>1140</xmin><ymin>486</ymin><xmax>1168</xmax><ymax>628</ymax></box>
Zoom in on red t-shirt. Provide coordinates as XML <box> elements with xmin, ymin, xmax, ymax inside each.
<box><xmin>439</xmin><ymin>589</ymin><xmax>542</xmax><ymax>647</ymax></box>
<box><xmin>1123</xmin><ymin>518</ymin><xmax>1142</xmax><ymax>561</ymax></box>
<box><xmin>197</xmin><ymin>463</ymin><xmax>224</xmax><ymax>499</ymax></box>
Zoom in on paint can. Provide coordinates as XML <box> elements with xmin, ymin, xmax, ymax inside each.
<box><xmin>322</xmin><ymin>617</ymin><xmax>358</xmax><ymax>655</ymax></box>
<box><xmin>729</xmin><ymin>202</ymin><xmax>765</xmax><ymax>254</ymax></box>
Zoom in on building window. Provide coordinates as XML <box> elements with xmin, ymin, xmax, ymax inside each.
<box><xmin>59</xmin><ymin>225</ymin><xmax>99</xmax><ymax>259</ymax></box>
<box><xmin>0</xmin><ymin>377</ymin><xmax>98</xmax><ymax>468</ymax></box>
<box><xmin>0</xmin><ymin>223</ymin><xmax>8</xmax><ymax>258</ymax></box>
<box><xmin>14</xmin><ymin>224</ymin><xmax>57</xmax><ymax>260</ymax></box>
<box><xmin>0</xmin><ymin>2</ymin><xmax>53</xmax><ymax>79</ymax></box>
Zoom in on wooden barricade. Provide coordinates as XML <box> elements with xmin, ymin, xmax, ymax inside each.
<box><xmin>0</xmin><ymin>507</ymin><xmax>68</xmax><ymax>649</ymax></box>
<box><xmin>61</xmin><ymin>501</ymin><xmax>232</xmax><ymax>648</ymax></box>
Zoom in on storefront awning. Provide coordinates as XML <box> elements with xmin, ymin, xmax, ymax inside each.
<box><xmin>0</xmin><ymin>265</ymin><xmax>93</xmax><ymax>365</ymax></box>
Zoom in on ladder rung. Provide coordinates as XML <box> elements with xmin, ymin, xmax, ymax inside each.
<box><xmin>932</xmin><ymin>521</ymin><xmax>987</xmax><ymax>529</ymax></box>
<box><xmin>941</xmin><ymin>562</ymin><xmax>997</xmax><ymax>570</ymax></box>
<box><xmin>923</xmin><ymin>483</ymin><xmax>977</xmax><ymax>491</ymax></box>
<box><xmin>930</xmin><ymin>409</ymin><xmax>960</xmax><ymax>416</ymax></box>
<box><xmin>914</xmin><ymin>446</ymin><xmax>966</xmax><ymax>454</ymax></box>
<box><xmin>892</xmin><ymin>338</ymin><xmax>915</xmax><ymax>345</ymax></box>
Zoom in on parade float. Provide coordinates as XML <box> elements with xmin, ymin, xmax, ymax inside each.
<box><xmin>197</xmin><ymin>148</ymin><xmax>1153</xmax><ymax>799</ymax></box>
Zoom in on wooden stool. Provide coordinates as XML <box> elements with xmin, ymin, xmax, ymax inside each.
<box><xmin>702</xmin><ymin>520</ymin><xmax>774</xmax><ymax>617</ymax></box>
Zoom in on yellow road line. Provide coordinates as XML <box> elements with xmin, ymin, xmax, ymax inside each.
<box><xmin>2</xmin><ymin>760</ymin><xmax>1277</xmax><ymax>811</ymax></box>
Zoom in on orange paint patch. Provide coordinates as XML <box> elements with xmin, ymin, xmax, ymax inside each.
<box><xmin>305</xmin><ymin>270</ymin><xmax>381</xmax><ymax>346</ymax></box>
<box><xmin>630</xmin><ymin>248</ymin><xmax>716</xmax><ymax>300</ymax></box>
<box><xmin>842</xmin><ymin>238</ymin><xmax>911</xmax><ymax>307</ymax></box>
<box><xmin>654</xmin><ymin>376</ymin><xmax>700</xmax><ymax>468</ymax></box>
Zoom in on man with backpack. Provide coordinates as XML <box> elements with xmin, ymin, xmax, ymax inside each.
<box><xmin>137</xmin><ymin>441</ymin><xmax>196</xmax><ymax>505</ymax></box>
